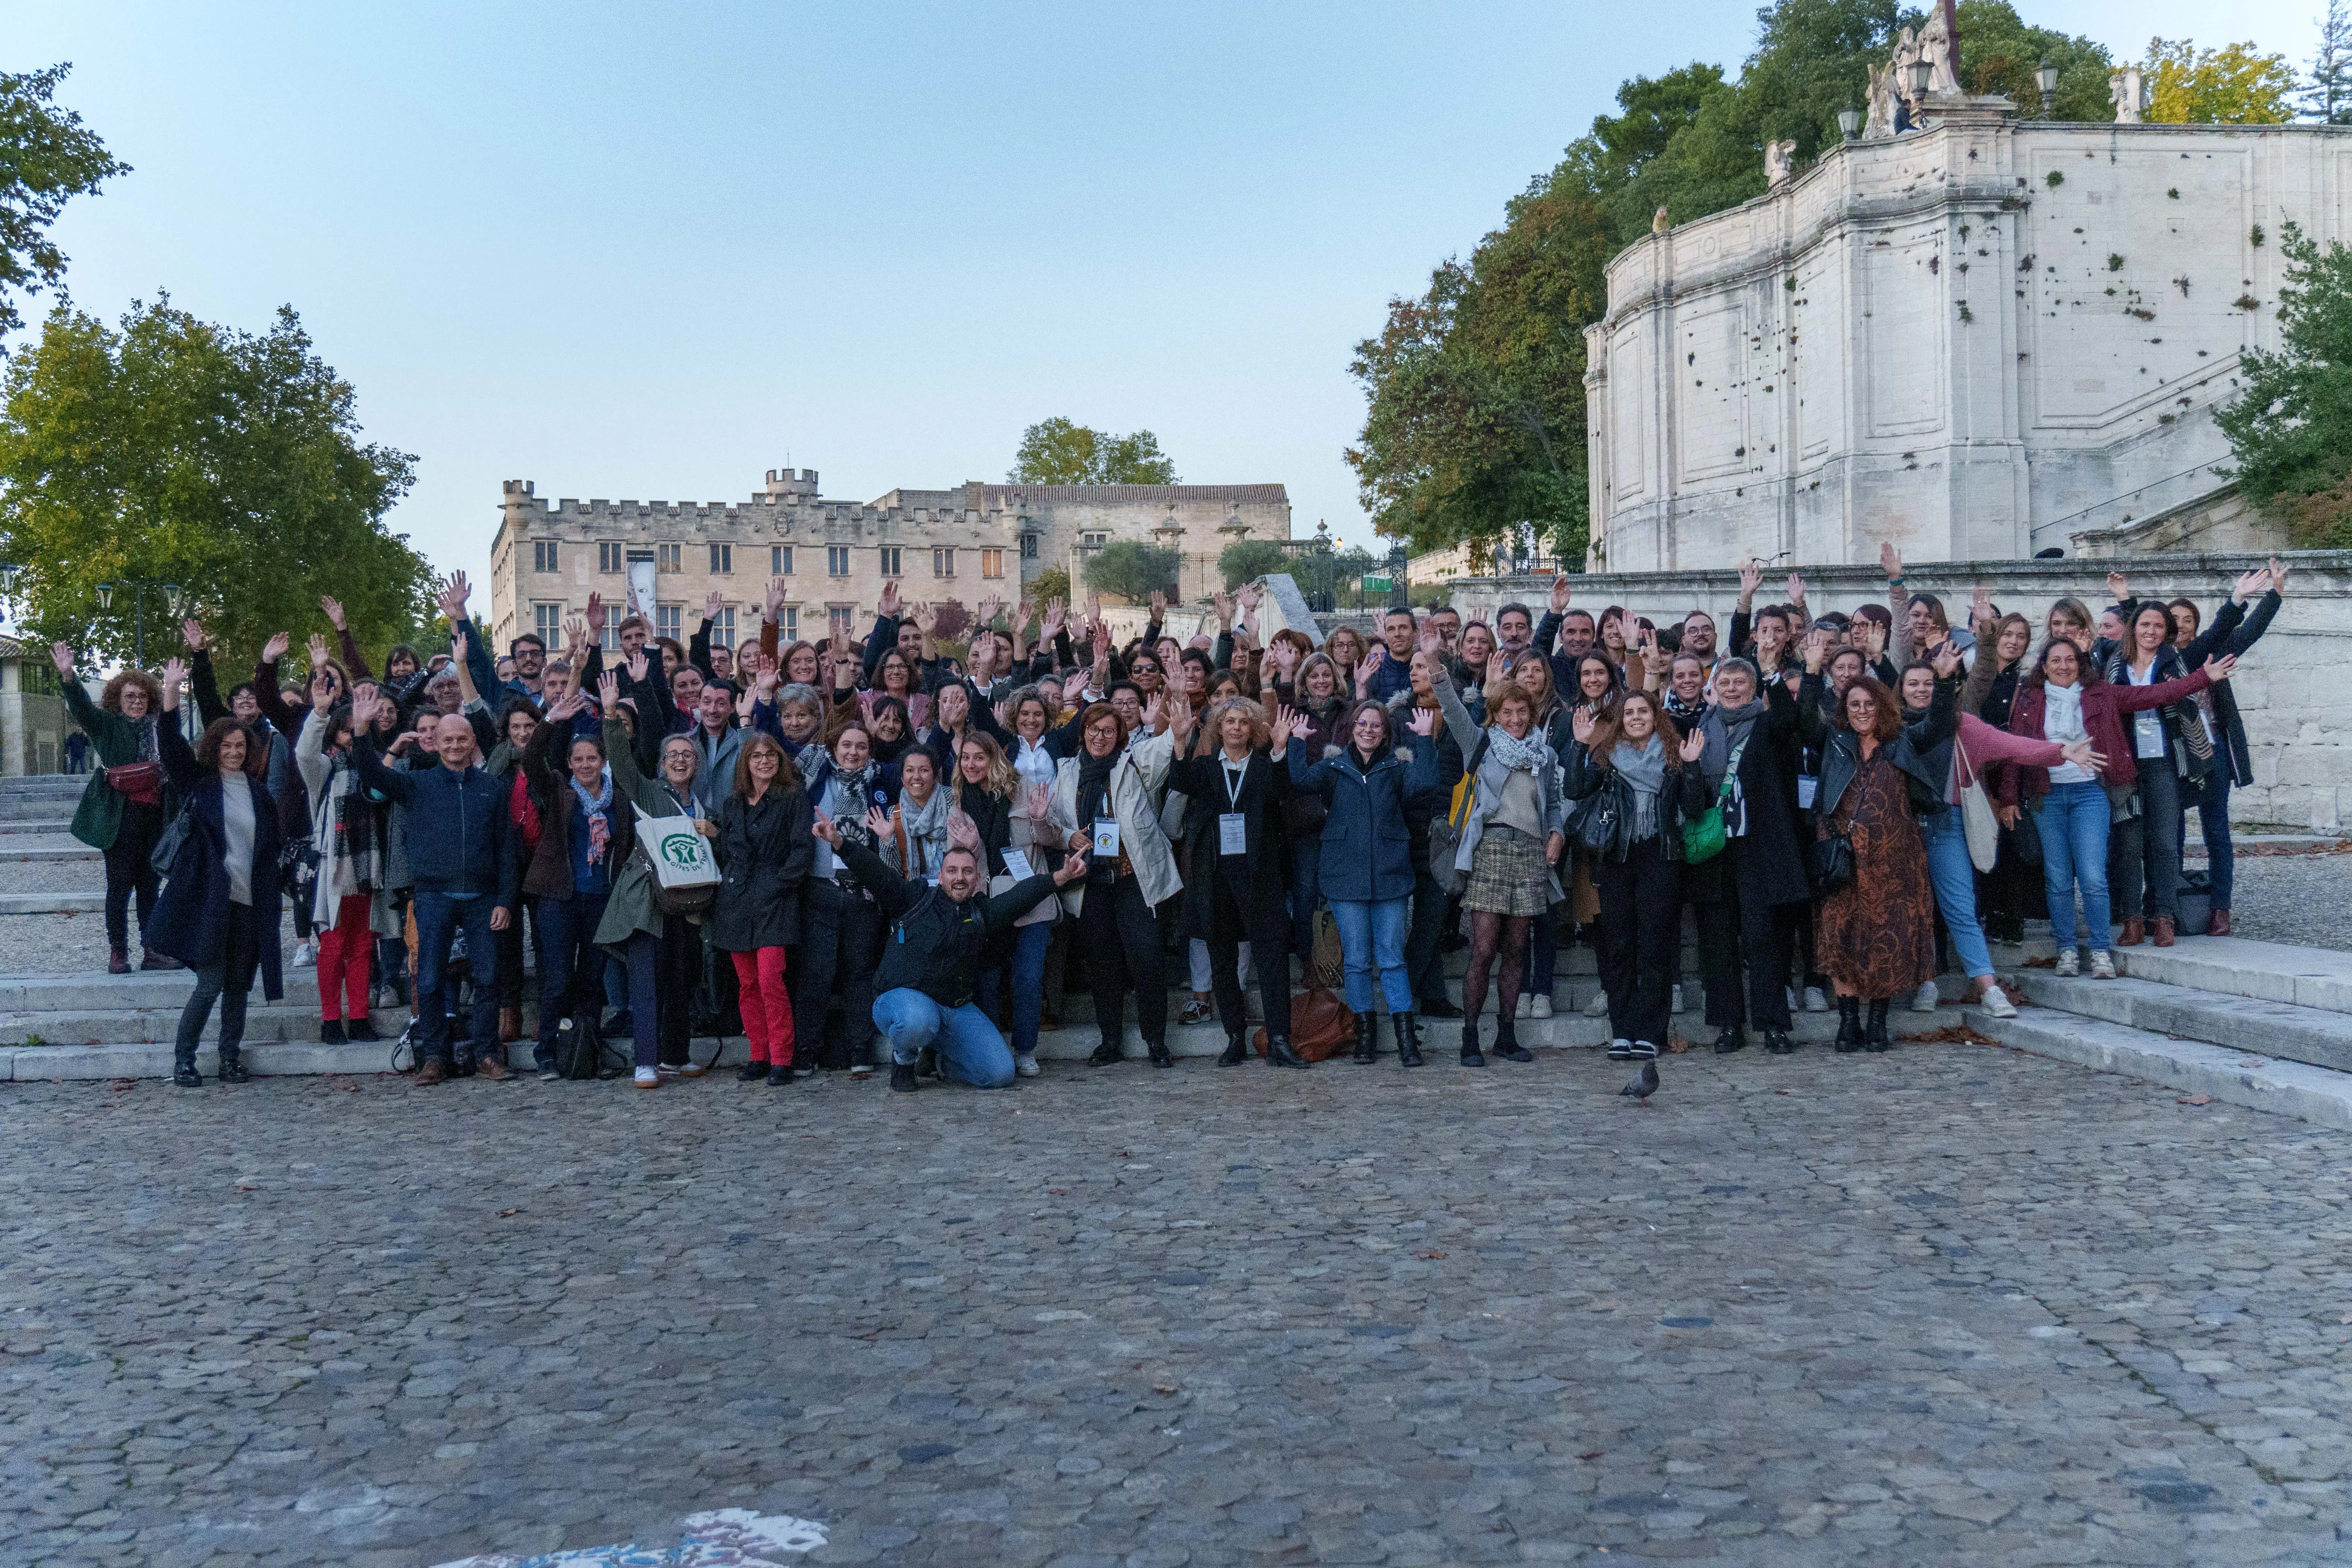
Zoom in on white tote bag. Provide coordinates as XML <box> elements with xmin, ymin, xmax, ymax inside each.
<box><xmin>1953</xmin><ymin>735</ymin><xmax>2000</xmax><ymax>873</ymax></box>
<box><xmin>631</xmin><ymin>803</ymin><xmax>720</xmax><ymax>894</ymax></box>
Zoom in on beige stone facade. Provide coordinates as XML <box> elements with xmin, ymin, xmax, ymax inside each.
<box><xmin>488</xmin><ymin>468</ymin><xmax>1291</xmax><ymax>656</ymax></box>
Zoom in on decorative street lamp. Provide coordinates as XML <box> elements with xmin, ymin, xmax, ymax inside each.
<box><xmin>2035</xmin><ymin>59</ymin><xmax>2060</xmax><ymax>117</ymax></box>
<box><xmin>94</xmin><ymin>579</ymin><xmax>183</xmax><ymax>668</ymax></box>
<box><xmin>1837</xmin><ymin>107</ymin><xmax>1862</xmax><ymax>141</ymax></box>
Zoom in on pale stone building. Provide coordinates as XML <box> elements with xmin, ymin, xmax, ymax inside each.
<box><xmin>488</xmin><ymin>468</ymin><xmax>1291</xmax><ymax>657</ymax></box>
<box><xmin>1583</xmin><ymin>97</ymin><xmax>2352</xmax><ymax>571</ymax></box>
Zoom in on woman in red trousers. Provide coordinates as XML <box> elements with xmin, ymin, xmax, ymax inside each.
<box><xmin>711</xmin><ymin>733</ymin><xmax>814</xmax><ymax>1083</ymax></box>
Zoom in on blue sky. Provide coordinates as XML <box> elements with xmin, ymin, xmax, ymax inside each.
<box><xmin>6</xmin><ymin>0</ymin><xmax>2324</xmax><ymax>593</ymax></box>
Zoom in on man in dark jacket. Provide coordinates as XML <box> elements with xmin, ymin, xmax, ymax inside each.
<box><xmin>812</xmin><ymin>809</ymin><xmax>1088</xmax><ymax>1092</ymax></box>
<box><xmin>351</xmin><ymin>687</ymin><xmax>523</xmax><ymax>1084</ymax></box>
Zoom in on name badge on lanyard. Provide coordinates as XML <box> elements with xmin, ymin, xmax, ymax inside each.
<box><xmin>1218</xmin><ymin>760</ymin><xmax>1248</xmax><ymax>855</ymax></box>
<box><xmin>1093</xmin><ymin>818</ymin><xmax>1121</xmax><ymax>858</ymax></box>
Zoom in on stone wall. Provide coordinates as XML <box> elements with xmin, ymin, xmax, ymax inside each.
<box><xmin>1437</xmin><ymin>551</ymin><xmax>2352</xmax><ymax>831</ymax></box>
<box><xmin>1584</xmin><ymin>105</ymin><xmax>2352</xmax><ymax>571</ymax></box>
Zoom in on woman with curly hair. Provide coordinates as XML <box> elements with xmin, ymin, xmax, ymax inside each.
<box><xmin>1173</xmin><ymin>695</ymin><xmax>1304</xmax><ymax>1067</ymax></box>
<box><xmin>53</xmin><ymin>644</ymin><xmax>173</xmax><ymax>974</ymax></box>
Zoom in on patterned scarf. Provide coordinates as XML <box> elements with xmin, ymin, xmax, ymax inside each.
<box><xmin>823</xmin><ymin>760</ymin><xmax>881</xmax><ymax>854</ymax></box>
<box><xmin>895</xmin><ymin>782</ymin><xmax>953</xmax><ymax>879</ymax></box>
<box><xmin>1484</xmin><ymin>724</ymin><xmax>1550</xmax><ymax>776</ymax></box>
<box><xmin>569</xmin><ymin>771</ymin><xmax>615</xmax><ymax>864</ymax></box>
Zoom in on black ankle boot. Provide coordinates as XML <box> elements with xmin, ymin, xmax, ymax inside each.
<box><xmin>1220</xmin><ymin>1034</ymin><xmax>1248</xmax><ymax>1066</ymax></box>
<box><xmin>172</xmin><ymin>1051</ymin><xmax>203</xmax><ymax>1088</ymax></box>
<box><xmin>1492</xmin><ymin>1021</ymin><xmax>1532</xmax><ymax>1063</ymax></box>
<box><xmin>1864</xmin><ymin>998</ymin><xmax>1893</xmax><ymax>1052</ymax></box>
<box><xmin>1351</xmin><ymin>1013</ymin><xmax>1376</xmax><ymax>1064</ymax></box>
<box><xmin>739</xmin><ymin>1059</ymin><xmax>767</xmax><ymax>1082</ymax></box>
<box><xmin>1391</xmin><ymin>1012</ymin><xmax>1423</xmax><ymax>1068</ymax></box>
<box><xmin>1266</xmin><ymin>1034</ymin><xmax>1310</xmax><ymax>1069</ymax></box>
<box><xmin>1148</xmin><ymin>1040</ymin><xmax>1173</xmax><ymax>1069</ymax></box>
<box><xmin>1712</xmin><ymin>1026</ymin><xmax>1746</xmax><ymax>1054</ymax></box>
<box><xmin>1834</xmin><ymin>996</ymin><xmax>1864</xmax><ymax>1053</ymax></box>
<box><xmin>1460</xmin><ymin>1016</ymin><xmax>1485</xmax><ymax>1066</ymax></box>
<box><xmin>217</xmin><ymin>1050</ymin><xmax>250</xmax><ymax>1084</ymax></box>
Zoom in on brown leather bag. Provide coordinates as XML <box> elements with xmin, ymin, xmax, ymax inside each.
<box><xmin>104</xmin><ymin>760</ymin><xmax>164</xmax><ymax>807</ymax></box>
<box><xmin>1255</xmin><ymin>986</ymin><xmax>1356</xmax><ymax>1062</ymax></box>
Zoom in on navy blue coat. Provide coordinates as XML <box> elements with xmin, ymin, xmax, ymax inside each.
<box><xmin>1285</xmin><ymin>738</ymin><xmax>1441</xmax><ymax>904</ymax></box>
<box><xmin>150</xmin><ymin>721</ymin><xmax>286</xmax><ymax>998</ymax></box>
<box><xmin>351</xmin><ymin>737</ymin><xmax>521</xmax><ymax>909</ymax></box>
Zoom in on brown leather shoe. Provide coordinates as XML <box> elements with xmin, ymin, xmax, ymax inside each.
<box><xmin>2119</xmin><ymin>918</ymin><xmax>2147</xmax><ymax>947</ymax></box>
<box><xmin>498</xmin><ymin>1005</ymin><xmax>522</xmax><ymax>1042</ymax></box>
<box><xmin>413</xmin><ymin>1057</ymin><xmax>447</xmax><ymax>1086</ymax></box>
<box><xmin>476</xmin><ymin>1054</ymin><xmax>514</xmax><ymax>1081</ymax></box>
<box><xmin>2153</xmin><ymin>917</ymin><xmax>2176</xmax><ymax>947</ymax></box>
<box><xmin>2208</xmin><ymin>908</ymin><xmax>2232</xmax><ymax>936</ymax></box>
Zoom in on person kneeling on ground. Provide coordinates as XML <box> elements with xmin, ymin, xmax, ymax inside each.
<box><xmin>810</xmin><ymin>806</ymin><xmax>1090</xmax><ymax>1091</ymax></box>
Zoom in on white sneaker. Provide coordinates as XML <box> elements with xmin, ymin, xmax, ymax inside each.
<box><xmin>2053</xmin><ymin>948</ymin><xmax>2080</xmax><ymax>977</ymax></box>
<box><xmin>1583</xmin><ymin>989</ymin><xmax>1610</xmax><ymax>1018</ymax></box>
<box><xmin>1911</xmin><ymin>979</ymin><xmax>1941</xmax><ymax>1013</ymax></box>
<box><xmin>1515</xmin><ymin>994</ymin><xmax>1532</xmax><ymax>1019</ymax></box>
<box><xmin>1979</xmin><ymin>982</ymin><xmax>2018</xmax><ymax>1019</ymax></box>
<box><xmin>1531</xmin><ymin>994</ymin><xmax>1553</xmax><ymax>1019</ymax></box>
<box><xmin>1672</xmin><ymin>984</ymin><xmax>1686</xmax><ymax>1013</ymax></box>
<box><xmin>1804</xmin><ymin>986</ymin><xmax>1829</xmax><ymax>1013</ymax></box>
<box><xmin>292</xmin><ymin>940</ymin><xmax>316</xmax><ymax>968</ymax></box>
<box><xmin>849</xmin><ymin>1062</ymin><xmax>873</xmax><ymax>1078</ymax></box>
<box><xmin>633</xmin><ymin>1066</ymin><xmax>658</xmax><ymax>1089</ymax></box>
<box><xmin>2090</xmin><ymin>950</ymin><xmax>2116</xmax><ymax>980</ymax></box>
<box><xmin>1015</xmin><ymin>1054</ymin><xmax>1041</xmax><ymax>1078</ymax></box>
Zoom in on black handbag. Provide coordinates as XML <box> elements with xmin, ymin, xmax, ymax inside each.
<box><xmin>1810</xmin><ymin>831</ymin><xmax>1855</xmax><ymax>891</ymax></box>
<box><xmin>1567</xmin><ymin>775</ymin><xmax>1632</xmax><ymax>861</ymax></box>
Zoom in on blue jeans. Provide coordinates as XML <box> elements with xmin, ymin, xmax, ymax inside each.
<box><xmin>413</xmin><ymin>890</ymin><xmax>501</xmax><ymax>1064</ymax></box>
<box><xmin>1328</xmin><ymin>896</ymin><xmax>1413</xmax><ymax>1014</ymax></box>
<box><xmin>872</xmin><ymin>988</ymin><xmax>1016</xmax><ymax>1087</ymax></box>
<box><xmin>1920</xmin><ymin>808</ymin><xmax>1993</xmax><ymax>980</ymax></box>
<box><xmin>533</xmin><ymin>890</ymin><xmax>609</xmax><ymax>1069</ymax></box>
<box><xmin>2033</xmin><ymin>782</ymin><xmax>2113</xmax><ymax>953</ymax></box>
<box><xmin>994</xmin><ymin>919</ymin><xmax>1053</xmax><ymax>1058</ymax></box>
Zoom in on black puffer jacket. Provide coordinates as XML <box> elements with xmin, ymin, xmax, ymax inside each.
<box><xmin>838</xmin><ymin>841</ymin><xmax>1058</xmax><ymax>1008</ymax></box>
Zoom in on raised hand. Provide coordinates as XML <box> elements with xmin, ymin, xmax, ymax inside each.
<box><xmin>1862</xmin><ymin>618</ymin><xmax>1888</xmax><ymax>659</ymax></box>
<box><xmin>2203</xmin><ymin>653</ymin><xmax>2238</xmax><ymax>682</ymax></box>
<box><xmin>1143</xmin><ymin>692</ymin><xmax>1165</xmax><ymax>732</ymax></box>
<box><xmin>1549</xmin><ymin>571</ymin><xmax>1573</xmax><ymax>614</ymax></box>
<box><xmin>1803</xmin><ymin>625</ymin><xmax>1830</xmax><ymax>673</ymax></box>
<box><xmin>1354</xmin><ymin>644</ymin><xmax>1383</xmax><ymax>695</ymax></box>
<box><xmin>914</xmin><ymin>602</ymin><xmax>937</xmax><ymax>636</ymax></box>
<box><xmin>310</xmin><ymin>667</ymin><xmax>337</xmax><ymax>713</ymax></box>
<box><xmin>1042</xmin><ymin>599</ymin><xmax>1066</xmax><ymax>641</ymax></box>
<box><xmin>2270</xmin><ymin>554</ymin><xmax>2289</xmax><ymax>594</ymax></box>
<box><xmin>181</xmin><ymin>618</ymin><xmax>207</xmax><ymax>653</ymax></box>
<box><xmin>444</xmin><ymin>570</ymin><xmax>472</xmax><ymax>617</ymax></box>
<box><xmin>754</xmin><ymin>656</ymin><xmax>779</xmax><ymax>698</ymax></box>
<box><xmin>1679</xmin><ymin>725</ymin><xmax>1707</xmax><ymax>765</ymax></box>
<box><xmin>1879</xmin><ymin>541</ymin><xmax>1904</xmax><ymax>582</ymax></box>
<box><xmin>584</xmin><ymin>590</ymin><xmax>606</xmax><ymax>632</ymax></box>
<box><xmin>1737</xmin><ymin>556</ymin><xmax>1762</xmax><ymax>601</ymax></box>
<box><xmin>2231</xmin><ymin>566</ymin><xmax>2268</xmax><ymax>605</ymax></box>
<box><xmin>626</xmin><ymin>648</ymin><xmax>650</xmax><ymax>683</ymax></box>
<box><xmin>1406</xmin><ymin>706</ymin><xmax>1436</xmax><ymax>738</ymax></box>
<box><xmin>1020</xmin><ymin>779</ymin><xmax>1052</xmax><ymax>823</ymax></box>
<box><xmin>1418</xmin><ymin>622</ymin><xmax>1443</xmax><ymax>657</ymax></box>
<box><xmin>1571</xmin><ymin>705</ymin><xmax>1595</xmax><ymax>744</ymax></box>
<box><xmin>262</xmin><ymin>631</ymin><xmax>292</xmax><ymax>665</ymax></box>
<box><xmin>160</xmin><ymin>654</ymin><xmax>188</xmax><ymax>692</ymax></box>
<box><xmin>1931</xmin><ymin>641</ymin><xmax>1963</xmax><ymax>680</ymax></box>
<box><xmin>1085</xmin><ymin>590</ymin><xmax>1102</xmax><ymax>628</ymax></box>
<box><xmin>2105</xmin><ymin>571</ymin><xmax>2128</xmax><ymax>605</ymax></box>
<box><xmin>1149</xmin><ymin>589</ymin><xmax>1166</xmax><ymax>621</ymax></box>
<box><xmin>865</xmin><ymin>805</ymin><xmax>893</xmax><ymax>842</ymax></box>
<box><xmin>1274</xmin><ymin>703</ymin><xmax>1310</xmax><ymax>744</ymax></box>
<box><xmin>948</xmin><ymin>810</ymin><xmax>981</xmax><ymax>853</ymax></box>
<box><xmin>764</xmin><ymin>576</ymin><xmax>787</xmax><ymax>618</ymax></box>
<box><xmin>1212</xmin><ymin>590</ymin><xmax>1234</xmax><ymax>630</ymax></box>
<box><xmin>736</xmin><ymin>683</ymin><xmax>757</xmax><ymax>722</ymax></box>
<box><xmin>597</xmin><ymin>670</ymin><xmax>621</xmax><ymax>711</ymax></box>
<box><xmin>348</xmin><ymin>685</ymin><xmax>380</xmax><ymax>732</ymax></box>
<box><xmin>1969</xmin><ymin>584</ymin><xmax>1993</xmax><ymax>629</ymax></box>
<box><xmin>877</xmin><ymin>579</ymin><xmax>901</xmax><ymax>619</ymax></box>
<box><xmin>1785</xmin><ymin>570</ymin><xmax>1807</xmax><ymax>606</ymax></box>
<box><xmin>314</xmin><ymin>594</ymin><xmax>345</xmax><ymax>631</ymax></box>
<box><xmin>1236</xmin><ymin>582</ymin><xmax>1260</xmax><ymax>613</ymax></box>
<box><xmin>564</xmin><ymin>616</ymin><xmax>588</xmax><ymax>655</ymax></box>
<box><xmin>307</xmin><ymin>632</ymin><xmax>332</xmax><ymax>670</ymax></box>
<box><xmin>1641</xmin><ymin>630</ymin><xmax>1669</xmax><ymax>677</ymax></box>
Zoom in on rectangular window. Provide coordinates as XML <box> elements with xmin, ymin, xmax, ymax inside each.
<box><xmin>827</xmin><ymin>545</ymin><xmax>851</xmax><ymax>577</ymax></box>
<box><xmin>780</xmin><ymin>606</ymin><xmax>798</xmax><ymax>640</ymax></box>
<box><xmin>534</xmin><ymin>602</ymin><xmax>564</xmax><ymax>644</ymax></box>
<box><xmin>1081</xmin><ymin>531</ymin><xmax>1108</xmax><ymax>549</ymax></box>
<box><xmin>771</xmin><ymin>544</ymin><xmax>793</xmax><ymax>576</ymax></box>
<box><xmin>709</xmin><ymin>542</ymin><xmax>732</xmax><ymax>574</ymax></box>
<box><xmin>1020</xmin><ymin>533</ymin><xmax>1038</xmax><ymax>559</ymax></box>
<box><xmin>532</xmin><ymin>540</ymin><xmax>559</xmax><ymax>574</ymax></box>
<box><xmin>980</xmin><ymin>548</ymin><xmax>1004</xmax><ymax>579</ymax></box>
<box><xmin>599</xmin><ymin>541</ymin><xmax>624</xmax><ymax>574</ymax></box>
<box><xmin>711</xmin><ymin>608</ymin><xmax>735</xmax><ymax>650</ymax></box>
<box><xmin>933</xmin><ymin>547</ymin><xmax>955</xmax><ymax>578</ymax></box>
<box><xmin>601</xmin><ymin>623</ymin><xmax>619</xmax><ymax>653</ymax></box>
<box><xmin>828</xmin><ymin>605</ymin><xmax>857</xmax><ymax>643</ymax></box>
<box><xmin>878</xmin><ymin>545</ymin><xmax>903</xmax><ymax>576</ymax></box>
<box><xmin>657</xmin><ymin>542</ymin><xmax>682</xmax><ymax>573</ymax></box>
<box><xmin>656</xmin><ymin>604</ymin><xmax>681</xmax><ymax>642</ymax></box>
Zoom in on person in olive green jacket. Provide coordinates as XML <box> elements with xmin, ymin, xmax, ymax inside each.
<box><xmin>591</xmin><ymin>671</ymin><xmax>710</xmax><ymax>1086</ymax></box>
<box><xmin>52</xmin><ymin>642</ymin><xmax>179</xmax><ymax>974</ymax></box>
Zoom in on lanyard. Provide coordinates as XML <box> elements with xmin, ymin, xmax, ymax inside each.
<box><xmin>1222</xmin><ymin>757</ymin><xmax>1247</xmax><ymax>811</ymax></box>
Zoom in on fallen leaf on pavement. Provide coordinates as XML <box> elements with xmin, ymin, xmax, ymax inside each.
<box><xmin>497</xmin><ymin>1207</ymin><xmax>521</xmax><ymax>1217</ymax></box>
<box><xmin>1153</xmin><ymin>1384</ymin><xmax>1177</xmax><ymax>1394</ymax></box>
<box><xmin>2177</xmin><ymin>1094</ymin><xmax>2212</xmax><ymax>1106</ymax></box>
<box><xmin>1414</xmin><ymin>1250</ymin><xmax>1446</xmax><ymax>1260</ymax></box>
<box><xmin>1898</xmin><ymin>1025</ymin><xmax>1998</xmax><ymax>1045</ymax></box>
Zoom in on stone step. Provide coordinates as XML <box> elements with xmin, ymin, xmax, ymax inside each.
<box><xmin>0</xmin><ymin>843</ymin><xmax>100</xmax><ymax>862</ymax></box>
<box><xmin>1963</xmin><ymin>1005</ymin><xmax>2352</xmax><ymax>1134</ymax></box>
<box><xmin>0</xmin><ymin>799</ymin><xmax>80</xmax><ymax>822</ymax></box>
<box><xmin>2015</xmin><ymin>972</ymin><xmax>2352</xmax><ymax>1076</ymax></box>
<box><xmin>0</xmin><ymin>1008</ymin><xmax>1854</xmax><ymax>1081</ymax></box>
<box><xmin>0</xmin><ymin>1001</ymin><xmax>327</xmax><ymax>1046</ymax></box>
<box><xmin>0</xmin><ymin>893</ymin><xmax>104</xmax><ymax>914</ymax></box>
<box><xmin>0</xmin><ymin>818</ymin><xmax>73</xmax><ymax>837</ymax></box>
<box><xmin>2113</xmin><ymin>936</ymin><xmax>2352</xmax><ymax>1016</ymax></box>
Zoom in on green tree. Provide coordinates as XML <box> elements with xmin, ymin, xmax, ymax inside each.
<box><xmin>2303</xmin><ymin>0</ymin><xmax>2352</xmax><ymax>123</ymax></box>
<box><xmin>0</xmin><ymin>296</ymin><xmax>432</xmax><ymax>667</ymax></box>
<box><xmin>2145</xmin><ymin>37</ymin><xmax>2297</xmax><ymax>123</ymax></box>
<box><xmin>1958</xmin><ymin>2</ymin><xmax>2115</xmax><ymax>121</ymax></box>
<box><xmin>1217</xmin><ymin>537</ymin><xmax>1293</xmax><ymax>588</ymax></box>
<box><xmin>2217</xmin><ymin>223</ymin><xmax>2352</xmax><ymax>545</ymax></box>
<box><xmin>0</xmin><ymin>64</ymin><xmax>130</xmax><ymax>342</ymax></box>
<box><xmin>1008</xmin><ymin>417</ymin><xmax>1179</xmax><ymax>485</ymax></box>
<box><xmin>1024</xmin><ymin>564</ymin><xmax>1071</xmax><ymax>609</ymax></box>
<box><xmin>1081</xmin><ymin>540</ymin><xmax>1180</xmax><ymax>603</ymax></box>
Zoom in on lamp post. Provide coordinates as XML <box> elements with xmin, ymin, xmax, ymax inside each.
<box><xmin>2034</xmin><ymin>59</ymin><xmax>2059</xmax><ymax>116</ymax></box>
<box><xmin>95</xmin><ymin>579</ymin><xmax>184</xmax><ymax>669</ymax></box>
<box><xmin>1902</xmin><ymin>55</ymin><xmax>1935</xmax><ymax>130</ymax></box>
<box><xmin>1837</xmin><ymin>107</ymin><xmax>1861</xmax><ymax>141</ymax></box>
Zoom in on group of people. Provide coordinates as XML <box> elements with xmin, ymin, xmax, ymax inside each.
<box><xmin>53</xmin><ymin>547</ymin><xmax>2286</xmax><ymax>1097</ymax></box>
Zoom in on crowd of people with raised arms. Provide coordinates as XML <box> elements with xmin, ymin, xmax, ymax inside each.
<box><xmin>53</xmin><ymin>545</ymin><xmax>2286</xmax><ymax>1095</ymax></box>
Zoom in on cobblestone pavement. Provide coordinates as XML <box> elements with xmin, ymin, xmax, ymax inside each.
<box><xmin>5</xmin><ymin>1039</ymin><xmax>2350</xmax><ymax>1568</ymax></box>
<box><xmin>2202</xmin><ymin>853</ymin><xmax>2352</xmax><ymax>953</ymax></box>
